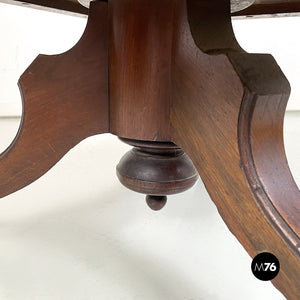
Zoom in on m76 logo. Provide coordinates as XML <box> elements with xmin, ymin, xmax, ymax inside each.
<box><xmin>254</xmin><ymin>262</ymin><xmax>277</xmax><ymax>272</ymax></box>
<box><xmin>251</xmin><ymin>252</ymin><xmax>280</xmax><ymax>281</ymax></box>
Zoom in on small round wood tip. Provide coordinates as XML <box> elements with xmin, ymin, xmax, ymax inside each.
<box><xmin>146</xmin><ymin>195</ymin><xmax>167</xmax><ymax>211</ymax></box>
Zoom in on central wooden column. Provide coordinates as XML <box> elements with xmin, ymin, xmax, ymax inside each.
<box><xmin>109</xmin><ymin>0</ymin><xmax>174</xmax><ymax>141</ymax></box>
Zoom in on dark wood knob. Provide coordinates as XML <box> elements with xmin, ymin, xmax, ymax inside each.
<box><xmin>116</xmin><ymin>138</ymin><xmax>198</xmax><ymax>210</ymax></box>
<box><xmin>146</xmin><ymin>195</ymin><xmax>167</xmax><ymax>211</ymax></box>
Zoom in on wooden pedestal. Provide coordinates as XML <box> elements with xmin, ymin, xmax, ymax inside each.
<box><xmin>0</xmin><ymin>1</ymin><xmax>299</xmax><ymax>298</ymax></box>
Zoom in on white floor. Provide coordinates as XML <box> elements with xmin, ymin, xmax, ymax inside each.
<box><xmin>0</xmin><ymin>112</ymin><xmax>298</xmax><ymax>300</ymax></box>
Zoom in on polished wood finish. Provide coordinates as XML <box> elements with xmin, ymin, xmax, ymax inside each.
<box><xmin>169</xmin><ymin>0</ymin><xmax>300</xmax><ymax>298</ymax></box>
<box><xmin>117</xmin><ymin>138</ymin><xmax>198</xmax><ymax>207</ymax></box>
<box><xmin>0</xmin><ymin>2</ymin><xmax>108</xmax><ymax>198</ymax></box>
<box><xmin>146</xmin><ymin>195</ymin><xmax>167</xmax><ymax>211</ymax></box>
<box><xmin>108</xmin><ymin>1</ymin><xmax>299</xmax><ymax>295</ymax></box>
<box><xmin>1</xmin><ymin>0</ymin><xmax>300</xmax><ymax>299</ymax></box>
<box><xmin>2</xmin><ymin>0</ymin><xmax>300</xmax><ymax>16</ymax></box>
<box><xmin>109</xmin><ymin>0</ymin><xmax>173</xmax><ymax>140</ymax></box>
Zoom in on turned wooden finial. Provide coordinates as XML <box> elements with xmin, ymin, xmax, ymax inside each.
<box><xmin>146</xmin><ymin>195</ymin><xmax>167</xmax><ymax>211</ymax></box>
<box><xmin>116</xmin><ymin>138</ymin><xmax>198</xmax><ymax>210</ymax></box>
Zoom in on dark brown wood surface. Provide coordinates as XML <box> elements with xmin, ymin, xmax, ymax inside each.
<box><xmin>0</xmin><ymin>0</ymin><xmax>299</xmax><ymax>298</ymax></box>
<box><xmin>2</xmin><ymin>0</ymin><xmax>300</xmax><ymax>16</ymax></box>
<box><xmin>116</xmin><ymin>138</ymin><xmax>198</xmax><ymax>196</ymax></box>
<box><xmin>109</xmin><ymin>0</ymin><xmax>173</xmax><ymax>140</ymax></box>
<box><xmin>169</xmin><ymin>0</ymin><xmax>300</xmax><ymax>298</ymax></box>
<box><xmin>107</xmin><ymin>0</ymin><xmax>300</xmax><ymax>296</ymax></box>
<box><xmin>0</xmin><ymin>2</ymin><xmax>108</xmax><ymax>198</ymax></box>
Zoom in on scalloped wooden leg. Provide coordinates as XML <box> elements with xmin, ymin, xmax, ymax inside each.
<box><xmin>0</xmin><ymin>2</ymin><xmax>108</xmax><ymax>198</ymax></box>
<box><xmin>170</xmin><ymin>0</ymin><xmax>300</xmax><ymax>299</ymax></box>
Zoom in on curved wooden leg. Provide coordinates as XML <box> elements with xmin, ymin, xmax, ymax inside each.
<box><xmin>0</xmin><ymin>2</ymin><xmax>108</xmax><ymax>198</ymax></box>
<box><xmin>170</xmin><ymin>0</ymin><xmax>300</xmax><ymax>298</ymax></box>
<box><xmin>2</xmin><ymin>0</ymin><xmax>299</xmax><ymax>297</ymax></box>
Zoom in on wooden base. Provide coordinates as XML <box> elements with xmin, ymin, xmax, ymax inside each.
<box><xmin>1</xmin><ymin>1</ymin><xmax>299</xmax><ymax>299</ymax></box>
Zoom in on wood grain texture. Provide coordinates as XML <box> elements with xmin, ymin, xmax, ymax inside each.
<box><xmin>0</xmin><ymin>1</ymin><xmax>108</xmax><ymax>198</ymax></box>
<box><xmin>116</xmin><ymin>139</ymin><xmax>198</xmax><ymax>196</ymax></box>
<box><xmin>0</xmin><ymin>0</ymin><xmax>299</xmax><ymax>298</ymax></box>
<box><xmin>169</xmin><ymin>0</ymin><xmax>300</xmax><ymax>298</ymax></box>
<box><xmin>2</xmin><ymin>0</ymin><xmax>300</xmax><ymax>16</ymax></box>
<box><xmin>108</xmin><ymin>1</ymin><xmax>300</xmax><ymax>296</ymax></box>
<box><xmin>109</xmin><ymin>0</ymin><xmax>173</xmax><ymax>141</ymax></box>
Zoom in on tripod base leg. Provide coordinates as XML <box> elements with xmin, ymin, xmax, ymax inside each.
<box><xmin>0</xmin><ymin>2</ymin><xmax>108</xmax><ymax>198</ymax></box>
<box><xmin>170</xmin><ymin>0</ymin><xmax>300</xmax><ymax>298</ymax></box>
